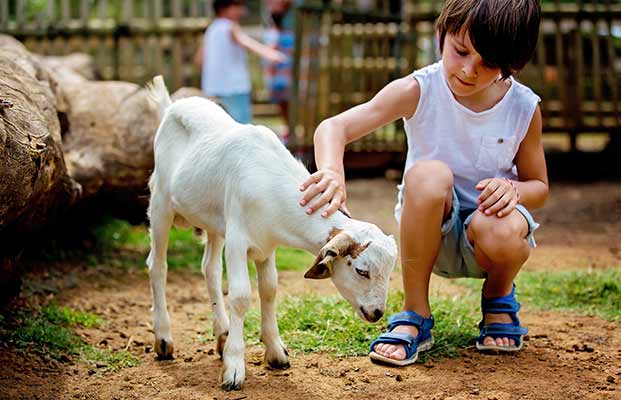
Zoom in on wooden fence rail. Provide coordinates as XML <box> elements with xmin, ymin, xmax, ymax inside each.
<box><xmin>0</xmin><ymin>0</ymin><xmax>266</xmax><ymax>91</ymax></box>
<box><xmin>2</xmin><ymin>0</ymin><xmax>620</xmax><ymax>161</ymax></box>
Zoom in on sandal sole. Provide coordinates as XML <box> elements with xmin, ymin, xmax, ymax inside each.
<box><xmin>476</xmin><ymin>337</ymin><xmax>524</xmax><ymax>353</ymax></box>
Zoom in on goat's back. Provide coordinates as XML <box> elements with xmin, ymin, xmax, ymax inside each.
<box><xmin>151</xmin><ymin>96</ymin><xmax>309</xmax><ymax>233</ymax></box>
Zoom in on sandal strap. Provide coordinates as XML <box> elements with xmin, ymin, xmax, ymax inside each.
<box><xmin>370</xmin><ymin>331</ymin><xmax>418</xmax><ymax>359</ymax></box>
<box><xmin>479</xmin><ymin>323</ymin><xmax>528</xmax><ymax>337</ymax></box>
<box><xmin>478</xmin><ymin>285</ymin><xmax>528</xmax><ymax>346</ymax></box>
<box><xmin>387</xmin><ymin>310</ymin><xmax>435</xmax><ymax>332</ymax></box>
<box><xmin>481</xmin><ymin>285</ymin><xmax>521</xmax><ymax>317</ymax></box>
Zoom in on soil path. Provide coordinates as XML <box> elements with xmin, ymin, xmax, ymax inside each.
<box><xmin>1</xmin><ymin>179</ymin><xmax>620</xmax><ymax>400</ymax></box>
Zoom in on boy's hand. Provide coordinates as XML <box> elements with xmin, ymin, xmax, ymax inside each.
<box><xmin>266</xmin><ymin>48</ymin><xmax>288</xmax><ymax>64</ymax></box>
<box><xmin>476</xmin><ymin>177</ymin><xmax>520</xmax><ymax>218</ymax></box>
<box><xmin>299</xmin><ymin>169</ymin><xmax>351</xmax><ymax>218</ymax></box>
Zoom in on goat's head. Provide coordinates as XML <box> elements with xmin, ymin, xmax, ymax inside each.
<box><xmin>304</xmin><ymin>223</ymin><xmax>398</xmax><ymax>322</ymax></box>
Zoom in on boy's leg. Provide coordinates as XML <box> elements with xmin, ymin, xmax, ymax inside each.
<box><xmin>373</xmin><ymin>160</ymin><xmax>454</xmax><ymax>361</ymax></box>
<box><xmin>466</xmin><ymin>210</ymin><xmax>530</xmax><ymax>348</ymax></box>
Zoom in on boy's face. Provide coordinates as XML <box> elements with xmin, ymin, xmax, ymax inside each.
<box><xmin>441</xmin><ymin>29</ymin><xmax>502</xmax><ymax>99</ymax></box>
<box><xmin>222</xmin><ymin>4</ymin><xmax>247</xmax><ymax>20</ymax></box>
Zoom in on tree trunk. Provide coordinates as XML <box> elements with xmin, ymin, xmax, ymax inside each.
<box><xmin>0</xmin><ymin>36</ymin><xmax>80</xmax><ymax>300</ymax></box>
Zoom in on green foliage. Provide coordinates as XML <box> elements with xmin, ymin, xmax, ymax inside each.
<box><xmin>80</xmin><ymin>347</ymin><xmax>140</xmax><ymax>371</ymax></box>
<box><xmin>2</xmin><ymin>304</ymin><xmax>98</xmax><ymax>357</ymax></box>
<box><xmin>0</xmin><ymin>303</ymin><xmax>139</xmax><ymax>370</ymax></box>
<box><xmin>517</xmin><ymin>269</ymin><xmax>621</xmax><ymax>322</ymax></box>
<box><xmin>200</xmin><ymin>290</ymin><xmax>478</xmax><ymax>361</ymax></box>
<box><xmin>41</xmin><ymin>304</ymin><xmax>103</xmax><ymax>328</ymax></box>
<box><xmin>460</xmin><ymin>268</ymin><xmax>621</xmax><ymax>322</ymax></box>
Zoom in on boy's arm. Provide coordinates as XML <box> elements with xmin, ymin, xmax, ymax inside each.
<box><xmin>230</xmin><ymin>23</ymin><xmax>287</xmax><ymax>63</ymax></box>
<box><xmin>477</xmin><ymin>105</ymin><xmax>549</xmax><ymax>216</ymax></box>
<box><xmin>193</xmin><ymin>37</ymin><xmax>204</xmax><ymax>68</ymax></box>
<box><xmin>300</xmin><ymin>76</ymin><xmax>421</xmax><ymax>217</ymax></box>
<box><xmin>513</xmin><ymin>105</ymin><xmax>549</xmax><ymax>209</ymax></box>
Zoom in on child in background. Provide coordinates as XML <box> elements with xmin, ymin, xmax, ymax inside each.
<box><xmin>263</xmin><ymin>0</ymin><xmax>295</xmax><ymax>141</ymax></box>
<box><xmin>195</xmin><ymin>0</ymin><xmax>286</xmax><ymax>123</ymax></box>
<box><xmin>299</xmin><ymin>0</ymin><xmax>548</xmax><ymax>365</ymax></box>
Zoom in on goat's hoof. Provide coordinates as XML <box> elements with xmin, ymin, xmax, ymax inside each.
<box><xmin>266</xmin><ymin>345</ymin><xmax>290</xmax><ymax>369</ymax></box>
<box><xmin>216</xmin><ymin>332</ymin><xmax>228</xmax><ymax>358</ymax></box>
<box><xmin>267</xmin><ymin>358</ymin><xmax>290</xmax><ymax>370</ymax></box>
<box><xmin>220</xmin><ymin>365</ymin><xmax>244</xmax><ymax>391</ymax></box>
<box><xmin>154</xmin><ymin>338</ymin><xmax>174</xmax><ymax>360</ymax></box>
<box><xmin>221</xmin><ymin>380</ymin><xmax>242</xmax><ymax>391</ymax></box>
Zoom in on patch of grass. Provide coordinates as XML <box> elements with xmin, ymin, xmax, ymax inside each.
<box><xmin>210</xmin><ymin>290</ymin><xmax>479</xmax><ymax>361</ymax></box>
<box><xmin>518</xmin><ymin>269</ymin><xmax>621</xmax><ymax>322</ymax></box>
<box><xmin>275</xmin><ymin>247</ymin><xmax>313</xmax><ymax>271</ymax></box>
<box><xmin>42</xmin><ymin>304</ymin><xmax>103</xmax><ymax>328</ymax></box>
<box><xmin>0</xmin><ymin>304</ymin><xmax>139</xmax><ymax>370</ymax></box>
<box><xmin>4</xmin><ymin>307</ymin><xmax>82</xmax><ymax>356</ymax></box>
<box><xmin>459</xmin><ymin>269</ymin><xmax>621</xmax><ymax>322</ymax></box>
<box><xmin>80</xmin><ymin>346</ymin><xmax>140</xmax><ymax>371</ymax></box>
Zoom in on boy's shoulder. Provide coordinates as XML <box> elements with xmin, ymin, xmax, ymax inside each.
<box><xmin>510</xmin><ymin>78</ymin><xmax>541</xmax><ymax>104</ymax></box>
<box><xmin>413</xmin><ymin>61</ymin><xmax>443</xmax><ymax>78</ymax></box>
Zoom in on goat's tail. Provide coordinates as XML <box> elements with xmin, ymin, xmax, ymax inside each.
<box><xmin>145</xmin><ymin>75</ymin><xmax>172</xmax><ymax>116</ymax></box>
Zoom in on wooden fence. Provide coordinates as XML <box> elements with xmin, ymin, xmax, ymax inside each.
<box><xmin>289</xmin><ymin>0</ymin><xmax>621</xmax><ymax>161</ymax></box>
<box><xmin>0</xmin><ymin>0</ymin><xmax>265</xmax><ymax>91</ymax></box>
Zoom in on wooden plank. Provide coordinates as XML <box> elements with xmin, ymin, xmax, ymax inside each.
<box><xmin>574</xmin><ymin>17</ymin><xmax>584</xmax><ymax>127</ymax></box>
<box><xmin>154</xmin><ymin>0</ymin><xmax>163</xmax><ymax>20</ymax></box>
<box><xmin>553</xmin><ymin>0</ymin><xmax>568</xmax><ymax>134</ymax></box>
<box><xmin>122</xmin><ymin>0</ymin><xmax>133</xmax><ymax>22</ymax></box>
<box><xmin>604</xmin><ymin>17</ymin><xmax>620</xmax><ymax>129</ymax></box>
<box><xmin>590</xmin><ymin>19</ymin><xmax>603</xmax><ymax>127</ymax></box>
<box><xmin>61</xmin><ymin>0</ymin><xmax>71</xmax><ymax>23</ymax></box>
<box><xmin>171</xmin><ymin>33</ymin><xmax>183</xmax><ymax>88</ymax></box>
<box><xmin>80</xmin><ymin>0</ymin><xmax>89</xmax><ymax>26</ymax></box>
<box><xmin>98</xmin><ymin>0</ymin><xmax>108</xmax><ymax>19</ymax></box>
<box><xmin>172</xmin><ymin>0</ymin><xmax>183</xmax><ymax>18</ymax></box>
<box><xmin>0</xmin><ymin>1</ymin><xmax>8</xmax><ymax>30</ymax></box>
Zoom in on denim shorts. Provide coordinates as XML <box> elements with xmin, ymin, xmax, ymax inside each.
<box><xmin>395</xmin><ymin>186</ymin><xmax>540</xmax><ymax>279</ymax></box>
<box><xmin>217</xmin><ymin>93</ymin><xmax>252</xmax><ymax>124</ymax></box>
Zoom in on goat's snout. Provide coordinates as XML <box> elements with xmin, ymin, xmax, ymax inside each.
<box><xmin>360</xmin><ymin>306</ymin><xmax>384</xmax><ymax>322</ymax></box>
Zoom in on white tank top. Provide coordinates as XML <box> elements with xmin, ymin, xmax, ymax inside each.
<box><xmin>202</xmin><ymin>18</ymin><xmax>251</xmax><ymax>96</ymax></box>
<box><xmin>401</xmin><ymin>61</ymin><xmax>540</xmax><ymax>210</ymax></box>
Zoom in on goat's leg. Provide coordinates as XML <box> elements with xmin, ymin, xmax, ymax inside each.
<box><xmin>201</xmin><ymin>232</ymin><xmax>229</xmax><ymax>357</ymax></box>
<box><xmin>146</xmin><ymin>191</ymin><xmax>175</xmax><ymax>359</ymax></box>
<box><xmin>256</xmin><ymin>251</ymin><xmax>289</xmax><ymax>369</ymax></box>
<box><xmin>220</xmin><ymin>234</ymin><xmax>252</xmax><ymax>391</ymax></box>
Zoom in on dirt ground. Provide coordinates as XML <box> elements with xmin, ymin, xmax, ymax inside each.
<box><xmin>1</xmin><ymin>178</ymin><xmax>620</xmax><ymax>400</ymax></box>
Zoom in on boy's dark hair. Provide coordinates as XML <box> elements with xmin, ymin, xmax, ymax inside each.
<box><xmin>213</xmin><ymin>0</ymin><xmax>244</xmax><ymax>15</ymax></box>
<box><xmin>436</xmin><ymin>0</ymin><xmax>541</xmax><ymax>79</ymax></box>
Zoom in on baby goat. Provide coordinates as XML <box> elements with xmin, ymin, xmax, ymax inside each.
<box><xmin>145</xmin><ymin>76</ymin><xmax>397</xmax><ymax>390</ymax></box>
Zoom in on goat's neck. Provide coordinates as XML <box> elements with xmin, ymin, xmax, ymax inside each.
<box><xmin>276</xmin><ymin>189</ymin><xmax>354</xmax><ymax>254</ymax></box>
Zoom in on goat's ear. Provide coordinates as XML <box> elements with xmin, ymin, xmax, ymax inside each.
<box><xmin>304</xmin><ymin>252</ymin><xmax>335</xmax><ymax>279</ymax></box>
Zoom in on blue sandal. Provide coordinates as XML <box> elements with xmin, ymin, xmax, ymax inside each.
<box><xmin>369</xmin><ymin>311</ymin><xmax>434</xmax><ymax>366</ymax></box>
<box><xmin>476</xmin><ymin>285</ymin><xmax>528</xmax><ymax>352</ymax></box>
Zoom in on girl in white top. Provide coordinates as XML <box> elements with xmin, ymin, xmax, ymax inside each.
<box><xmin>300</xmin><ymin>0</ymin><xmax>548</xmax><ymax>364</ymax></box>
<box><xmin>195</xmin><ymin>0</ymin><xmax>286</xmax><ymax>123</ymax></box>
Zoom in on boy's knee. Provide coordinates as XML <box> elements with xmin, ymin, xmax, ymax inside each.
<box><xmin>469</xmin><ymin>211</ymin><xmax>530</xmax><ymax>261</ymax></box>
<box><xmin>403</xmin><ymin>160</ymin><xmax>453</xmax><ymax>202</ymax></box>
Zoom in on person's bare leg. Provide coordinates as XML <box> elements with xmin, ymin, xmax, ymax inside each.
<box><xmin>373</xmin><ymin>160</ymin><xmax>453</xmax><ymax>360</ymax></box>
<box><xmin>467</xmin><ymin>210</ymin><xmax>530</xmax><ymax>347</ymax></box>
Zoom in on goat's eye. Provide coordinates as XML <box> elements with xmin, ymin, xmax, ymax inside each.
<box><xmin>355</xmin><ymin>268</ymin><xmax>370</xmax><ymax>279</ymax></box>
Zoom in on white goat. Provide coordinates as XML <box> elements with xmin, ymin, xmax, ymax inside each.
<box><xmin>145</xmin><ymin>76</ymin><xmax>397</xmax><ymax>390</ymax></box>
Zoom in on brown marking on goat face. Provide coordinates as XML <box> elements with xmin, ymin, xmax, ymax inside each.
<box><xmin>349</xmin><ymin>241</ymin><xmax>370</xmax><ymax>259</ymax></box>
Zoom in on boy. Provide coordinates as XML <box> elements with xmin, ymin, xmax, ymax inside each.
<box><xmin>299</xmin><ymin>0</ymin><xmax>548</xmax><ymax>365</ymax></box>
<box><xmin>196</xmin><ymin>0</ymin><xmax>286</xmax><ymax>123</ymax></box>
